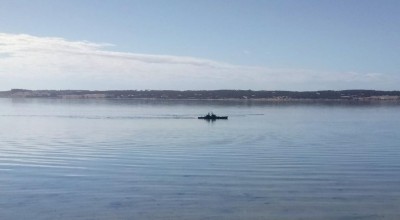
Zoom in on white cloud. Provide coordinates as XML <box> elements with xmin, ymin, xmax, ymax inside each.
<box><xmin>0</xmin><ymin>33</ymin><xmax>397</xmax><ymax>90</ymax></box>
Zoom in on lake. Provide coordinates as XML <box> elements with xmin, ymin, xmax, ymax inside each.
<box><xmin>1</xmin><ymin>98</ymin><xmax>400</xmax><ymax>220</ymax></box>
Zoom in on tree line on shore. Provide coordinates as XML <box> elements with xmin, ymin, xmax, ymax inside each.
<box><xmin>1</xmin><ymin>89</ymin><xmax>400</xmax><ymax>100</ymax></box>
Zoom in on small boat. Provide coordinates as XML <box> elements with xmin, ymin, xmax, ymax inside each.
<box><xmin>198</xmin><ymin>112</ymin><xmax>228</xmax><ymax>120</ymax></box>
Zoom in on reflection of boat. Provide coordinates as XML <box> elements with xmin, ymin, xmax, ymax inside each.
<box><xmin>198</xmin><ymin>112</ymin><xmax>228</xmax><ymax>120</ymax></box>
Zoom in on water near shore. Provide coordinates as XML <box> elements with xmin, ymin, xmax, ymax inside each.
<box><xmin>1</xmin><ymin>98</ymin><xmax>400</xmax><ymax>219</ymax></box>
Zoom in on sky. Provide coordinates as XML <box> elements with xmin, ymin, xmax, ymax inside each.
<box><xmin>0</xmin><ymin>0</ymin><xmax>399</xmax><ymax>91</ymax></box>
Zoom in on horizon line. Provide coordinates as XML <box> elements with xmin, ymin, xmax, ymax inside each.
<box><xmin>3</xmin><ymin>88</ymin><xmax>400</xmax><ymax>92</ymax></box>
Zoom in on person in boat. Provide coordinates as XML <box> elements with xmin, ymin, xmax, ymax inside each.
<box><xmin>207</xmin><ymin>112</ymin><xmax>216</xmax><ymax>119</ymax></box>
<box><xmin>198</xmin><ymin>112</ymin><xmax>227</xmax><ymax>120</ymax></box>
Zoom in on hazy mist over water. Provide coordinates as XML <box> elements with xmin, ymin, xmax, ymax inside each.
<box><xmin>1</xmin><ymin>98</ymin><xmax>400</xmax><ymax>219</ymax></box>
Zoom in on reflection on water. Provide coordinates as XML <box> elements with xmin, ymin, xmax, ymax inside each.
<box><xmin>1</xmin><ymin>98</ymin><xmax>400</xmax><ymax>220</ymax></box>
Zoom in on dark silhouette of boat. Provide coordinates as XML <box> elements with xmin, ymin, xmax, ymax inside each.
<box><xmin>198</xmin><ymin>112</ymin><xmax>228</xmax><ymax>120</ymax></box>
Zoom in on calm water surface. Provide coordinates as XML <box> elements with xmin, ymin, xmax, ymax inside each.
<box><xmin>1</xmin><ymin>98</ymin><xmax>400</xmax><ymax>220</ymax></box>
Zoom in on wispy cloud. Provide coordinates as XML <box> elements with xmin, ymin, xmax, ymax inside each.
<box><xmin>0</xmin><ymin>33</ymin><xmax>396</xmax><ymax>90</ymax></box>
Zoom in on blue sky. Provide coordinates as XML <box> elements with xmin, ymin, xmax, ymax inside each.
<box><xmin>0</xmin><ymin>0</ymin><xmax>399</xmax><ymax>90</ymax></box>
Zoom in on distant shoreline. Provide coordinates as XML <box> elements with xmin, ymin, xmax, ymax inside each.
<box><xmin>1</xmin><ymin>89</ymin><xmax>400</xmax><ymax>101</ymax></box>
